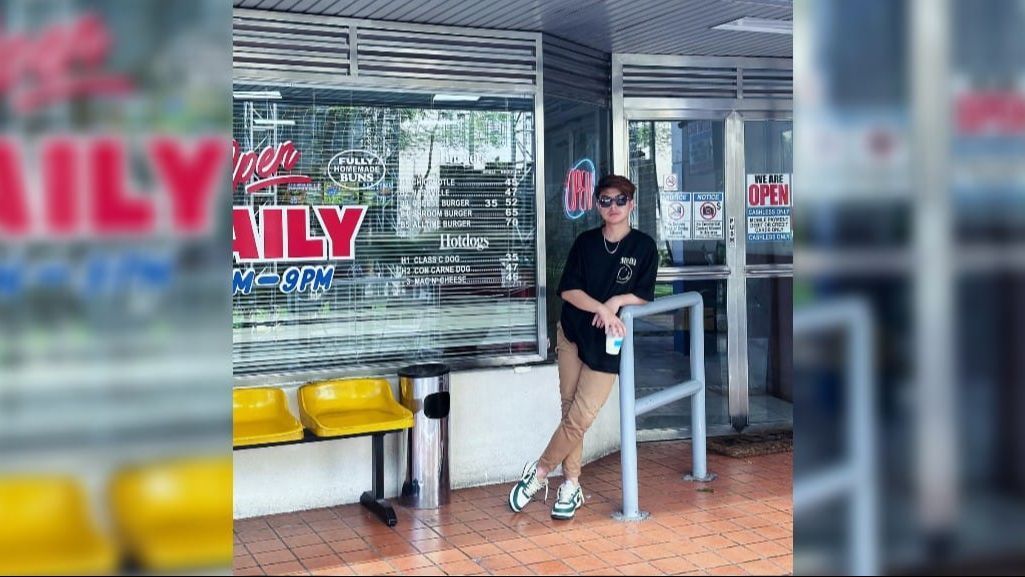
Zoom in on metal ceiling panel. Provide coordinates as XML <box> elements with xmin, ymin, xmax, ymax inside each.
<box><xmin>232</xmin><ymin>0</ymin><xmax>792</xmax><ymax>58</ymax></box>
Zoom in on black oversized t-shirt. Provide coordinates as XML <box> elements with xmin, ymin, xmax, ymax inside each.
<box><xmin>557</xmin><ymin>227</ymin><xmax>658</xmax><ymax>374</ymax></box>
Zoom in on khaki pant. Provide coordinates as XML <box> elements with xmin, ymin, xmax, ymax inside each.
<box><xmin>538</xmin><ymin>323</ymin><xmax>616</xmax><ymax>480</ymax></box>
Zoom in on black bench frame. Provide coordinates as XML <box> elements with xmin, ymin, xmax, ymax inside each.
<box><xmin>234</xmin><ymin>428</ymin><xmax>405</xmax><ymax>526</ymax></box>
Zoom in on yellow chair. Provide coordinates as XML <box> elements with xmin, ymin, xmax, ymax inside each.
<box><xmin>109</xmin><ymin>456</ymin><xmax>232</xmax><ymax>572</ymax></box>
<box><xmin>298</xmin><ymin>378</ymin><xmax>413</xmax><ymax>437</ymax></box>
<box><xmin>298</xmin><ymin>378</ymin><xmax>413</xmax><ymax>526</ymax></box>
<box><xmin>233</xmin><ymin>387</ymin><xmax>304</xmax><ymax>447</ymax></box>
<box><xmin>0</xmin><ymin>476</ymin><xmax>118</xmax><ymax>576</ymax></box>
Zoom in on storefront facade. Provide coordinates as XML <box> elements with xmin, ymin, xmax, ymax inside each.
<box><xmin>231</xmin><ymin>7</ymin><xmax>791</xmax><ymax>517</ymax></box>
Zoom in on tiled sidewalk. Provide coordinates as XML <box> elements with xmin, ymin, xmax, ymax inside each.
<box><xmin>234</xmin><ymin>440</ymin><xmax>792</xmax><ymax>576</ymax></box>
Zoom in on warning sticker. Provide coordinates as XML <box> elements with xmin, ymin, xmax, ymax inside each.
<box><xmin>746</xmin><ymin>173</ymin><xmax>792</xmax><ymax>242</ymax></box>
<box><xmin>692</xmin><ymin>192</ymin><xmax>724</xmax><ymax>240</ymax></box>
<box><xmin>659</xmin><ymin>191</ymin><xmax>691</xmax><ymax>240</ymax></box>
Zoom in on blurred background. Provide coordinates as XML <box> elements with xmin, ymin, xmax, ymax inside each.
<box><xmin>0</xmin><ymin>0</ymin><xmax>232</xmax><ymax>574</ymax></box>
<box><xmin>795</xmin><ymin>0</ymin><xmax>1025</xmax><ymax>574</ymax></box>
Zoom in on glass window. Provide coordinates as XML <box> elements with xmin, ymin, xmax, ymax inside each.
<box><xmin>629</xmin><ymin>120</ymin><xmax>727</xmax><ymax>268</ymax></box>
<box><xmin>544</xmin><ymin>96</ymin><xmax>610</xmax><ymax>355</ymax></box>
<box><xmin>232</xmin><ymin>84</ymin><xmax>540</xmax><ymax>378</ymax></box>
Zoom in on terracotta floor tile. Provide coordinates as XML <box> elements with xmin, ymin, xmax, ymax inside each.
<box><xmin>715</xmin><ymin>546</ymin><xmax>760</xmax><ymax>565</ymax></box>
<box><xmin>387</xmin><ymin>567</ymin><xmax>446</xmax><ymax>576</ymax></box>
<box><xmin>445</xmin><ymin>532</ymin><xmax>486</xmax><ymax>547</ymax></box>
<box><xmin>746</xmin><ymin>540</ymin><xmax>790</xmax><ymax>559</ymax></box>
<box><xmin>310</xmin><ymin>565</ymin><xmax>355</xmax><ymax>576</ymax></box>
<box><xmin>339</xmin><ymin>549</ymin><xmax>379</xmax><ymax>565</ymax></box>
<box><xmin>239</xmin><ymin>441</ymin><xmax>791</xmax><ymax>577</ymax></box>
<box><xmin>328</xmin><ymin>537</ymin><xmax>369</xmax><ymax>554</ymax></box>
<box><xmin>438</xmin><ymin>559</ymin><xmax>485</xmax><ymax>575</ymax></box>
<box><xmin>530</xmin><ymin>532</ymin><xmax>572</xmax><ymax>547</ymax></box>
<box><xmin>489</xmin><ymin>566</ymin><xmax>531</xmax><ymax>576</ymax></box>
<box><xmin>755</xmin><ymin>526</ymin><xmax>790</xmax><ymax>541</ymax></box>
<box><xmin>495</xmin><ymin>537</ymin><xmax>535</xmax><ymax>553</ymax></box>
<box><xmin>254</xmin><ymin>549</ymin><xmax>298</xmax><ymax>565</ymax></box>
<box><xmin>261</xmin><ymin>560</ymin><xmax>306</xmax><ymax>575</ymax></box>
<box><xmin>476</xmin><ymin>552</ymin><xmax>521</xmax><ymax>571</ymax></box>
<box><xmin>650</xmin><ymin>556</ymin><xmax>698</xmax><ymax>574</ymax></box>
<box><xmin>291</xmin><ymin>543</ymin><xmax>334</xmax><ymax>560</ymax></box>
<box><xmin>247</xmin><ymin>538</ymin><xmax>289</xmax><ymax>554</ymax></box>
<box><xmin>460</xmin><ymin>542</ymin><xmax>503</xmax><ymax>559</ymax></box>
<box><xmin>692</xmin><ymin>535</ymin><xmax>736</xmax><ymax>551</ymax></box>
<box><xmin>348</xmin><ymin>560</ymin><xmax>395</xmax><ymax>576</ymax></box>
<box><xmin>706</xmin><ymin>565</ymin><xmax>749</xmax><ymax>575</ymax></box>
<box><xmin>425</xmin><ymin>548</ymin><xmax>468</xmax><ymax>565</ymax></box>
<box><xmin>769</xmin><ymin>554</ymin><xmax>792</xmax><ymax>573</ymax></box>
<box><xmin>374</xmin><ymin>542</ymin><xmax>420</xmax><ymax>558</ymax></box>
<box><xmin>617</xmin><ymin>561</ymin><xmax>663</xmax><ymax>575</ymax></box>
<box><xmin>527</xmin><ymin>560</ymin><xmax>574</xmax><ymax>575</ymax></box>
<box><xmin>515</xmin><ymin>547</ymin><xmax>556</xmax><ymax>565</ymax></box>
<box><xmin>299</xmin><ymin>554</ymin><xmax>345</xmax><ymax>572</ymax></box>
<box><xmin>683</xmin><ymin>551</ymin><xmax>731</xmax><ymax>570</ymax></box>
<box><xmin>234</xmin><ymin>568</ymin><xmax>266</xmax><ymax>576</ymax></box>
<box><xmin>387</xmin><ymin>554</ymin><xmax>434</xmax><ymax>571</ymax></box>
<box><xmin>412</xmin><ymin>537</ymin><xmax>452</xmax><ymax>554</ymax></box>
<box><xmin>739</xmin><ymin>559</ymin><xmax>785</xmax><ymax>575</ymax></box>
<box><xmin>235</xmin><ymin>555</ymin><xmax>259</xmax><ymax>570</ymax></box>
<box><xmin>599</xmin><ymin>549</ymin><xmax>643</xmax><ymax>566</ymax></box>
<box><xmin>631</xmin><ymin>543</ymin><xmax>677</xmax><ymax>561</ymax></box>
<box><xmin>562</xmin><ymin>553</ymin><xmax>607</xmax><ymax>572</ymax></box>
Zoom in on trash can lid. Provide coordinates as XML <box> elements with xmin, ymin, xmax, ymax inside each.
<box><xmin>398</xmin><ymin>363</ymin><xmax>450</xmax><ymax>378</ymax></box>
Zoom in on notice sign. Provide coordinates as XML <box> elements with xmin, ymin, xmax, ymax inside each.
<box><xmin>659</xmin><ymin>191</ymin><xmax>692</xmax><ymax>240</ymax></box>
<box><xmin>692</xmin><ymin>192</ymin><xmax>724</xmax><ymax>240</ymax></box>
<box><xmin>746</xmin><ymin>173</ymin><xmax>792</xmax><ymax>242</ymax></box>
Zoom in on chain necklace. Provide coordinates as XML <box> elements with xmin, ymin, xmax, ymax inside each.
<box><xmin>603</xmin><ymin>228</ymin><xmax>627</xmax><ymax>254</ymax></box>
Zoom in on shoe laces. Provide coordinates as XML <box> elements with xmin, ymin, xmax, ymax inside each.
<box><xmin>556</xmin><ymin>481</ymin><xmax>578</xmax><ymax>504</ymax></box>
<box><xmin>523</xmin><ymin>461</ymin><xmax>549</xmax><ymax>503</ymax></box>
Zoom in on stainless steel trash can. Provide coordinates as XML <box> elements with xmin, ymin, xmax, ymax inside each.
<box><xmin>399</xmin><ymin>363</ymin><xmax>451</xmax><ymax>508</ymax></box>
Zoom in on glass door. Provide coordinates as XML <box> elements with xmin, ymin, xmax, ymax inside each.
<box><xmin>743</xmin><ymin>118</ymin><xmax>793</xmax><ymax>427</ymax></box>
<box><xmin>627</xmin><ymin>116</ymin><xmax>732</xmax><ymax>436</ymax></box>
<box><xmin>623</xmin><ymin>113</ymin><xmax>793</xmax><ymax>435</ymax></box>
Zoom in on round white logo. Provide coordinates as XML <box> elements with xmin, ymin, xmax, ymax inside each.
<box><xmin>616</xmin><ymin>264</ymin><xmax>633</xmax><ymax>284</ymax></box>
<box><xmin>327</xmin><ymin>149</ymin><xmax>386</xmax><ymax>190</ymax></box>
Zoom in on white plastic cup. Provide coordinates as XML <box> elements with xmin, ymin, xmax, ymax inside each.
<box><xmin>606</xmin><ymin>333</ymin><xmax>624</xmax><ymax>355</ymax></box>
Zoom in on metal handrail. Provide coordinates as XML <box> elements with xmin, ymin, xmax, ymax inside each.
<box><xmin>615</xmin><ymin>292</ymin><xmax>716</xmax><ymax>522</ymax></box>
<box><xmin>792</xmin><ymin>299</ymin><xmax>878</xmax><ymax>575</ymax></box>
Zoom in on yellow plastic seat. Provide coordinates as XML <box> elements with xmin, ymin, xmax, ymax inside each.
<box><xmin>0</xmin><ymin>476</ymin><xmax>118</xmax><ymax>576</ymax></box>
<box><xmin>109</xmin><ymin>456</ymin><xmax>232</xmax><ymax>571</ymax></box>
<box><xmin>233</xmin><ymin>387</ymin><xmax>304</xmax><ymax>447</ymax></box>
<box><xmin>298</xmin><ymin>378</ymin><xmax>413</xmax><ymax>437</ymax></box>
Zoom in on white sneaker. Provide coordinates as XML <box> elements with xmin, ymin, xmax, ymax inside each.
<box><xmin>508</xmin><ymin>460</ymin><xmax>548</xmax><ymax>513</ymax></box>
<box><xmin>551</xmin><ymin>480</ymin><xmax>584</xmax><ymax>520</ymax></box>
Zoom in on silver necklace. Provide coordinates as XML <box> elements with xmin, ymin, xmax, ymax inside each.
<box><xmin>603</xmin><ymin>230</ymin><xmax>623</xmax><ymax>254</ymax></box>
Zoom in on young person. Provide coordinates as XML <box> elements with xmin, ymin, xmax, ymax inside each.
<box><xmin>508</xmin><ymin>174</ymin><xmax>658</xmax><ymax>520</ymax></box>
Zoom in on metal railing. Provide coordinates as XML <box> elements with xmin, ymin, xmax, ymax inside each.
<box><xmin>615</xmin><ymin>292</ymin><xmax>716</xmax><ymax>522</ymax></box>
<box><xmin>792</xmin><ymin>299</ymin><xmax>878</xmax><ymax>575</ymax></box>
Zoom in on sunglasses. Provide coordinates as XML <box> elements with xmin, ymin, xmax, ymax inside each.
<box><xmin>597</xmin><ymin>194</ymin><xmax>630</xmax><ymax>208</ymax></box>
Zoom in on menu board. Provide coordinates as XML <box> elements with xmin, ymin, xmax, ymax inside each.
<box><xmin>232</xmin><ymin>86</ymin><xmax>540</xmax><ymax>377</ymax></box>
<box><xmin>394</xmin><ymin>162</ymin><xmax>530</xmax><ymax>292</ymax></box>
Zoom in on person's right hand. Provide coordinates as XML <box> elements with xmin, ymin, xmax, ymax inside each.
<box><xmin>592</xmin><ymin>305</ymin><xmax>626</xmax><ymax>337</ymax></box>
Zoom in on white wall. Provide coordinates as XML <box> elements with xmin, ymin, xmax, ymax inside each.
<box><xmin>233</xmin><ymin>364</ymin><xmax>622</xmax><ymax>519</ymax></box>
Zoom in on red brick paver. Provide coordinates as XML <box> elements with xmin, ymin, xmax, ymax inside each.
<box><xmin>235</xmin><ymin>440</ymin><xmax>792</xmax><ymax>575</ymax></box>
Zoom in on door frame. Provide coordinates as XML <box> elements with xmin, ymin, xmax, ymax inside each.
<box><xmin>612</xmin><ymin>53</ymin><xmax>793</xmax><ymax>432</ymax></box>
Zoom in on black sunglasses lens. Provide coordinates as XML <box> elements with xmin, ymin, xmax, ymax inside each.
<box><xmin>598</xmin><ymin>195</ymin><xmax>628</xmax><ymax>208</ymax></box>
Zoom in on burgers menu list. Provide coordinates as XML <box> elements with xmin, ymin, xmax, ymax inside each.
<box><xmin>393</xmin><ymin>161</ymin><xmax>533</xmax><ymax>293</ymax></box>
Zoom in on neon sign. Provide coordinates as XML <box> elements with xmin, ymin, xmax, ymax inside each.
<box><xmin>563</xmin><ymin>158</ymin><xmax>595</xmax><ymax>220</ymax></box>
